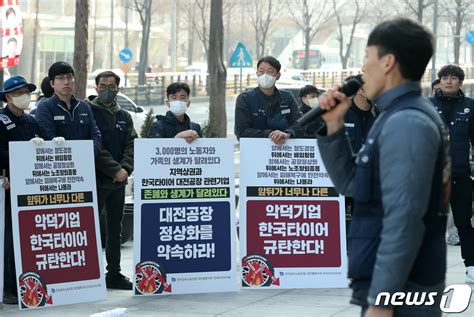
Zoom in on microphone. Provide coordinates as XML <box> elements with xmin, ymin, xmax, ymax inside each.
<box><xmin>297</xmin><ymin>74</ymin><xmax>363</xmax><ymax>127</ymax></box>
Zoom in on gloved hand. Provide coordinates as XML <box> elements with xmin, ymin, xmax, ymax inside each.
<box><xmin>30</xmin><ymin>137</ymin><xmax>44</xmax><ymax>145</ymax></box>
<box><xmin>52</xmin><ymin>136</ymin><xmax>66</xmax><ymax>145</ymax></box>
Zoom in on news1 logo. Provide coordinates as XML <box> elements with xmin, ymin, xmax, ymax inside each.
<box><xmin>375</xmin><ymin>284</ymin><xmax>472</xmax><ymax>313</ymax></box>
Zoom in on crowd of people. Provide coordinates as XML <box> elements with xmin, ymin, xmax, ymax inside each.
<box><xmin>1</xmin><ymin>17</ymin><xmax>474</xmax><ymax>317</ymax></box>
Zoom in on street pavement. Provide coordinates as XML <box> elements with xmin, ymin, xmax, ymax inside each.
<box><xmin>1</xmin><ymin>242</ymin><xmax>474</xmax><ymax>316</ymax></box>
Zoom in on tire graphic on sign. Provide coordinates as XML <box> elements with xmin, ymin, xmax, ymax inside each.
<box><xmin>19</xmin><ymin>272</ymin><xmax>49</xmax><ymax>308</ymax></box>
<box><xmin>135</xmin><ymin>261</ymin><xmax>168</xmax><ymax>295</ymax></box>
<box><xmin>241</xmin><ymin>254</ymin><xmax>275</xmax><ymax>287</ymax></box>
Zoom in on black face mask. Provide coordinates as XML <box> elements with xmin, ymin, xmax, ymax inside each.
<box><xmin>98</xmin><ymin>88</ymin><xmax>118</xmax><ymax>104</ymax></box>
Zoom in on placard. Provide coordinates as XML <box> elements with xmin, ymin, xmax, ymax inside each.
<box><xmin>0</xmin><ymin>179</ymin><xmax>4</xmax><ymax>303</ymax></box>
<box><xmin>0</xmin><ymin>0</ymin><xmax>23</xmax><ymax>68</ymax></box>
<box><xmin>239</xmin><ymin>138</ymin><xmax>347</xmax><ymax>288</ymax></box>
<box><xmin>9</xmin><ymin>140</ymin><xmax>106</xmax><ymax>309</ymax></box>
<box><xmin>133</xmin><ymin>138</ymin><xmax>237</xmax><ymax>295</ymax></box>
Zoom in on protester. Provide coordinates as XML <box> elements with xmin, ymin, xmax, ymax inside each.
<box><xmin>234</xmin><ymin>56</ymin><xmax>302</xmax><ymax>144</ymax></box>
<box><xmin>147</xmin><ymin>82</ymin><xmax>201</xmax><ymax>143</ymax></box>
<box><xmin>0</xmin><ymin>76</ymin><xmax>43</xmax><ymax>304</ymax></box>
<box><xmin>431</xmin><ymin>78</ymin><xmax>441</xmax><ymax>95</ymax></box>
<box><xmin>429</xmin><ymin>64</ymin><xmax>474</xmax><ymax>282</ymax></box>
<box><xmin>316</xmin><ymin>18</ymin><xmax>449</xmax><ymax>316</ymax></box>
<box><xmin>35</xmin><ymin>61</ymin><xmax>102</xmax><ymax>154</ymax></box>
<box><xmin>39</xmin><ymin>75</ymin><xmax>54</xmax><ymax>100</ymax></box>
<box><xmin>343</xmin><ymin>76</ymin><xmax>377</xmax><ymax>155</ymax></box>
<box><xmin>299</xmin><ymin>84</ymin><xmax>320</xmax><ymax>114</ymax></box>
<box><xmin>30</xmin><ymin>76</ymin><xmax>55</xmax><ymax>117</ymax></box>
<box><xmin>299</xmin><ymin>85</ymin><xmax>325</xmax><ymax>137</ymax></box>
<box><xmin>86</xmin><ymin>70</ymin><xmax>137</xmax><ymax>290</ymax></box>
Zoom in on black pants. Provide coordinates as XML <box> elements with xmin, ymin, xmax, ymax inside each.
<box><xmin>450</xmin><ymin>176</ymin><xmax>474</xmax><ymax>266</ymax></box>
<box><xmin>97</xmin><ymin>186</ymin><xmax>125</xmax><ymax>275</ymax></box>
<box><xmin>3</xmin><ymin>190</ymin><xmax>17</xmax><ymax>294</ymax></box>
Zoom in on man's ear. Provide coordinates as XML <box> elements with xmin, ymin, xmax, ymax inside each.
<box><xmin>187</xmin><ymin>100</ymin><xmax>191</xmax><ymax>107</ymax></box>
<box><xmin>276</xmin><ymin>72</ymin><xmax>281</xmax><ymax>80</ymax></box>
<box><xmin>383</xmin><ymin>54</ymin><xmax>397</xmax><ymax>75</ymax></box>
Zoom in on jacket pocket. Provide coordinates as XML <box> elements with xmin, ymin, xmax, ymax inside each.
<box><xmin>354</xmin><ymin>162</ymin><xmax>373</xmax><ymax>203</ymax></box>
<box><xmin>348</xmin><ymin>216</ymin><xmax>382</xmax><ymax>280</ymax></box>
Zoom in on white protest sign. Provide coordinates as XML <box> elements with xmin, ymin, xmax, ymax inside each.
<box><xmin>9</xmin><ymin>140</ymin><xmax>106</xmax><ymax>309</ymax></box>
<box><xmin>133</xmin><ymin>138</ymin><xmax>237</xmax><ymax>295</ymax></box>
<box><xmin>239</xmin><ymin>138</ymin><xmax>347</xmax><ymax>289</ymax></box>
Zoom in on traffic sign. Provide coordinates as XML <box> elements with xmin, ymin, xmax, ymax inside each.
<box><xmin>121</xmin><ymin>63</ymin><xmax>130</xmax><ymax>74</ymax></box>
<box><xmin>466</xmin><ymin>31</ymin><xmax>474</xmax><ymax>45</ymax></box>
<box><xmin>119</xmin><ymin>48</ymin><xmax>133</xmax><ymax>63</ymax></box>
<box><xmin>229</xmin><ymin>42</ymin><xmax>252</xmax><ymax>68</ymax></box>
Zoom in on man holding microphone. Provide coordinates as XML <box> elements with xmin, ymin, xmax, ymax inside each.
<box><xmin>315</xmin><ymin>18</ymin><xmax>450</xmax><ymax>317</ymax></box>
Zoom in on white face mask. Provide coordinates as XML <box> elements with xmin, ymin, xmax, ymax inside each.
<box><xmin>307</xmin><ymin>97</ymin><xmax>319</xmax><ymax>108</ymax></box>
<box><xmin>169</xmin><ymin>100</ymin><xmax>188</xmax><ymax>116</ymax></box>
<box><xmin>12</xmin><ymin>94</ymin><xmax>31</xmax><ymax>110</ymax></box>
<box><xmin>257</xmin><ymin>74</ymin><xmax>277</xmax><ymax>89</ymax></box>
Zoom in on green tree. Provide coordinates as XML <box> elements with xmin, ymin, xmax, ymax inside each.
<box><xmin>140</xmin><ymin>108</ymin><xmax>154</xmax><ymax>138</ymax></box>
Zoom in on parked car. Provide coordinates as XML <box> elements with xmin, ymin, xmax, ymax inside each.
<box><xmin>115</xmin><ymin>93</ymin><xmax>147</xmax><ymax>133</ymax></box>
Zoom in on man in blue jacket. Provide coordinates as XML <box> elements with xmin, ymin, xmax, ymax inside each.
<box><xmin>317</xmin><ymin>18</ymin><xmax>449</xmax><ymax>316</ymax></box>
<box><xmin>0</xmin><ymin>76</ymin><xmax>43</xmax><ymax>304</ymax></box>
<box><xmin>147</xmin><ymin>82</ymin><xmax>201</xmax><ymax>143</ymax></box>
<box><xmin>343</xmin><ymin>76</ymin><xmax>376</xmax><ymax>155</ymax></box>
<box><xmin>234</xmin><ymin>56</ymin><xmax>302</xmax><ymax>144</ymax></box>
<box><xmin>35</xmin><ymin>61</ymin><xmax>102</xmax><ymax>154</ymax></box>
<box><xmin>430</xmin><ymin>64</ymin><xmax>474</xmax><ymax>283</ymax></box>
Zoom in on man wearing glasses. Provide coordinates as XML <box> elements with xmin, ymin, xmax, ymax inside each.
<box><xmin>85</xmin><ymin>71</ymin><xmax>137</xmax><ymax>290</ymax></box>
<box><xmin>35</xmin><ymin>61</ymin><xmax>102</xmax><ymax>154</ymax></box>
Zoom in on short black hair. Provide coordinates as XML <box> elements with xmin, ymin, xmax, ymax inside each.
<box><xmin>167</xmin><ymin>82</ymin><xmax>190</xmax><ymax>98</ymax></box>
<box><xmin>257</xmin><ymin>56</ymin><xmax>281</xmax><ymax>72</ymax></box>
<box><xmin>299</xmin><ymin>85</ymin><xmax>319</xmax><ymax>99</ymax></box>
<box><xmin>431</xmin><ymin>78</ymin><xmax>440</xmax><ymax>89</ymax></box>
<box><xmin>40</xmin><ymin>76</ymin><xmax>54</xmax><ymax>98</ymax></box>
<box><xmin>95</xmin><ymin>71</ymin><xmax>121</xmax><ymax>86</ymax></box>
<box><xmin>437</xmin><ymin>64</ymin><xmax>465</xmax><ymax>82</ymax></box>
<box><xmin>7</xmin><ymin>37</ymin><xmax>17</xmax><ymax>44</ymax></box>
<box><xmin>48</xmin><ymin>61</ymin><xmax>75</xmax><ymax>80</ymax></box>
<box><xmin>367</xmin><ymin>17</ymin><xmax>433</xmax><ymax>81</ymax></box>
<box><xmin>6</xmin><ymin>8</ymin><xmax>16</xmax><ymax>18</ymax></box>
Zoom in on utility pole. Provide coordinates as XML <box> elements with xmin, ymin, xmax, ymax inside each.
<box><xmin>30</xmin><ymin>0</ymin><xmax>39</xmax><ymax>83</ymax></box>
<box><xmin>92</xmin><ymin>0</ymin><xmax>97</xmax><ymax>70</ymax></box>
<box><xmin>125</xmin><ymin>0</ymin><xmax>129</xmax><ymax>86</ymax></box>
<box><xmin>171</xmin><ymin>0</ymin><xmax>177</xmax><ymax>72</ymax></box>
<box><xmin>240</xmin><ymin>3</ymin><xmax>244</xmax><ymax>42</ymax></box>
<box><xmin>431</xmin><ymin>0</ymin><xmax>438</xmax><ymax>82</ymax></box>
<box><xmin>110</xmin><ymin>0</ymin><xmax>114</xmax><ymax>69</ymax></box>
<box><xmin>125</xmin><ymin>0</ymin><xmax>129</xmax><ymax>48</ymax></box>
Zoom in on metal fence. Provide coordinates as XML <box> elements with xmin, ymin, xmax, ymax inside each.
<box><xmin>39</xmin><ymin>67</ymin><xmax>472</xmax><ymax>106</ymax></box>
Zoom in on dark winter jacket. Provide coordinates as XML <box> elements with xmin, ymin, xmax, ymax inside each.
<box><xmin>344</xmin><ymin>102</ymin><xmax>376</xmax><ymax>154</ymax></box>
<box><xmin>87</xmin><ymin>96</ymin><xmax>137</xmax><ymax>189</ymax></box>
<box><xmin>430</xmin><ymin>90</ymin><xmax>474</xmax><ymax>178</ymax></box>
<box><xmin>234</xmin><ymin>87</ymin><xmax>303</xmax><ymax>139</ymax></box>
<box><xmin>0</xmin><ymin>106</ymin><xmax>41</xmax><ymax>176</ymax></box>
<box><xmin>35</xmin><ymin>94</ymin><xmax>102</xmax><ymax>155</ymax></box>
<box><xmin>147</xmin><ymin>111</ymin><xmax>202</xmax><ymax>138</ymax></box>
